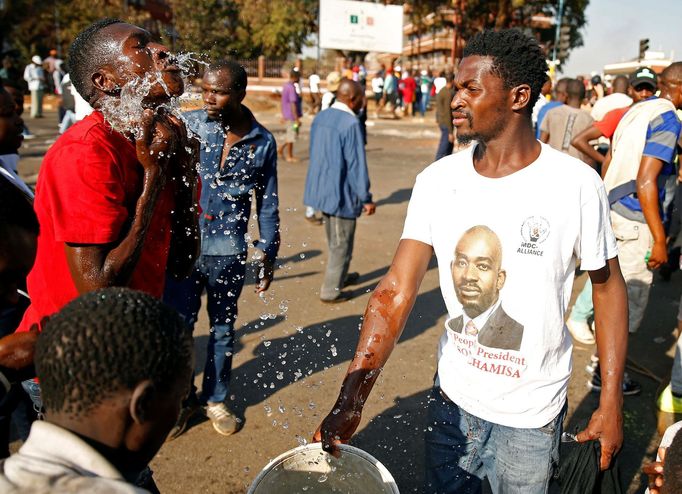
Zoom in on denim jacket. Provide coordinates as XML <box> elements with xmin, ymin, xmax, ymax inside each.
<box><xmin>185</xmin><ymin>108</ymin><xmax>280</xmax><ymax>259</ymax></box>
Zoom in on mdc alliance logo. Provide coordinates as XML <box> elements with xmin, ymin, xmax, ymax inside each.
<box><xmin>518</xmin><ymin>216</ymin><xmax>550</xmax><ymax>257</ymax></box>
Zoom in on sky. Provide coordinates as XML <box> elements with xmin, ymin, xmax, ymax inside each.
<box><xmin>561</xmin><ymin>0</ymin><xmax>682</xmax><ymax>76</ymax></box>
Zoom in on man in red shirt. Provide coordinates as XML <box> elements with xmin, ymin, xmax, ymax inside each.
<box><xmin>571</xmin><ymin>69</ymin><xmax>658</xmax><ymax>169</ymax></box>
<box><xmin>18</xmin><ymin>18</ymin><xmax>199</xmax><ymax>336</ymax></box>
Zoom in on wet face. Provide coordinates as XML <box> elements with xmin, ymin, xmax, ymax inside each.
<box><xmin>451</xmin><ymin>56</ymin><xmax>508</xmax><ymax>145</ymax></box>
<box><xmin>452</xmin><ymin>229</ymin><xmax>506</xmax><ymax>318</ymax></box>
<box><xmin>100</xmin><ymin>23</ymin><xmax>184</xmax><ymax>105</ymax></box>
<box><xmin>202</xmin><ymin>69</ymin><xmax>244</xmax><ymax>121</ymax></box>
<box><xmin>0</xmin><ymin>227</ymin><xmax>37</xmax><ymax>306</ymax></box>
<box><xmin>0</xmin><ymin>89</ymin><xmax>24</xmax><ymax>154</ymax></box>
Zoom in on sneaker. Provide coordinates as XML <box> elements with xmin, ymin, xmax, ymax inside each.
<box><xmin>205</xmin><ymin>402</ymin><xmax>241</xmax><ymax>436</ymax></box>
<box><xmin>584</xmin><ymin>355</ymin><xmax>599</xmax><ymax>375</ymax></box>
<box><xmin>320</xmin><ymin>291</ymin><xmax>354</xmax><ymax>304</ymax></box>
<box><xmin>587</xmin><ymin>366</ymin><xmax>641</xmax><ymax>396</ymax></box>
<box><xmin>657</xmin><ymin>384</ymin><xmax>682</xmax><ymax>413</ymax></box>
<box><xmin>305</xmin><ymin>215</ymin><xmax>323</xmax><ymax>226</ymax></box>
<box><xmin>166</xmin><ymin>395</ymin><xmax>201</xmax><ymax>441</ymax></box>
<box><xmin>566</xmin><ymin>318</ymin><xmax>595</xmax><ymax>345</ymax></box>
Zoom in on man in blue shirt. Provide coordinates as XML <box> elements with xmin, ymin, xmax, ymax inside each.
<box><xmin>164</xmin><ymin>60</ymin><xmax>280</xmax><ymax>438</ymax></box>
<box><xmin>304</xmin><ymin>79</ymin><xmax>375</xmax><ymax>303</ymax></box>
<box><xmin>535</xmin><ymin>78</ymin><xmax>569</xmax><ymax>139</ymax></box>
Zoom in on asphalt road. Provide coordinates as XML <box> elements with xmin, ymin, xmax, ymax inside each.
<box><xmin>16</xmin><ymin>101</ymin><xmax>682</xmax><ymax>494</ymax></box>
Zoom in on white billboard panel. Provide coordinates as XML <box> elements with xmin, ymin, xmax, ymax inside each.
<box><xmin>319</xmin><ymin>0</ymin><xmax>404</xmax><ymax>54</ymax></box>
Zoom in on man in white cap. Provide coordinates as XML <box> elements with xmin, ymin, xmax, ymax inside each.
<box><xmin>23</xmin><ymin>56</ymin><xmax>46</xmax><ymax>118</ymax></box>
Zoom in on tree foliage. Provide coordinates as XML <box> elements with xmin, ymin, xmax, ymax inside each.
<box><xmin>0</xmin><ymin>1</ymin><xmax>151</xmax><ymax>63</ymax></box>
<box><xmin>1</xmin><ymin>0</ymin><xmax>317</xmax><ymax>64</ymax></box>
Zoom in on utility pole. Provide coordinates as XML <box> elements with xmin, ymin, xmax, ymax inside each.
<box><xmin>551</xmin><ymin>0</ymin><xmax>565</xmax><ymax>63</ymax></box>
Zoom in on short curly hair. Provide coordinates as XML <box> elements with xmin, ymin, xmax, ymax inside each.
<box><xmin>463</xmin><ymin>29</ymin><xmax>548</xmax><ymax>113</ymax></box>
<box><xmin>69</xmin><ymin>18</ymin><xmax>123</xmax><ymax>105</ymax></box>
<box><xmin>35</xmin><ymin>287</ymin><xmax>192</xmax><ymax>417</ymax></box>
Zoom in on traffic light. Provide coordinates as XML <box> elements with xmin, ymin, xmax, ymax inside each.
<box><xmin>639</xmin><ymin>38</ymin><xmax>650</xmax><ymax>60</ymax></box>
<box><xmin>558</xmin><ymin>25</ymin><xmax>571</xmax><ymax>60</ymax></box>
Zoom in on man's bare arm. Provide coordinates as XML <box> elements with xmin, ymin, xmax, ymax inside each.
<box><xmin>64</xmin><ymin>111</ymin><xmax>174</xmax><ymax>293</ymax></box>
<box><xmin>313</xmin><ymin>239</ymin><xmax>433</xmax><ymax>451</ymax></box>
<box><xmin>637</xmin><ymin>156</ymin><xmax>666</xmax><ymax>268</ymax></box>
<box><xmin>577</xmin><ymin>257</ymin><xmax>627</xmax><ymax>470</ymax></box>
<box><xmin>571</xmin><ymin>125</ymin><xmax>605</xmax><ymax>166</ymax></box>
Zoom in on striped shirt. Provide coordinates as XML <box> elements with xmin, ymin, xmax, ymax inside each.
<box><xmin>619</xmin><ymin>97</ymin><xmax>681</xmax><ymax>214</ymax></box>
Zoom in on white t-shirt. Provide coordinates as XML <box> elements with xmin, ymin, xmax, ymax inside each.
<box><xmin>401</xmin><ymin>143</ymin><xmax>617</xmax><ymax>428</ymax></box>
<box><xmin>371</xmin><ymin>76</ymin><xmax>384</xmax><ymax>93</ymax></box>
<box><xmin>309</xmin><ymin>74</ymin><xmax>320</xmax><ymax>93</ymax></box>
<box><xmin>590</xmin><ymin>93</ymin><xmax>632</xmax><ymax>122</ymax></box>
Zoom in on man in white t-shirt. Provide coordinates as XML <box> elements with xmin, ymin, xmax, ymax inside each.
<box><xmin>309</xmin><ymin>71</ymin><xmax>321</xmax><ymax>114</ymax></box>
<box><xmin>314</xmin><ymin>29</ymin><xmax>627</xmax><ymax>494</ymax></box>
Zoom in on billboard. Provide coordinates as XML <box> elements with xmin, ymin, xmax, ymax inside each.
<box><xmin>319</xmin><ymin>0</ymin><xmax>404</xmax><ymax>54</ymax></box>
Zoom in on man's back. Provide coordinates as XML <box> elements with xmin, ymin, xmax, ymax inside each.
<box><xmin>305</xmin><ymin>106</ymin><xmax>370</xmax><ymax>218</ymax></box>
<box><xmin>542</xmin><ymin>105</ymin><xmax>594</xmax><ymax>161</ymax></box>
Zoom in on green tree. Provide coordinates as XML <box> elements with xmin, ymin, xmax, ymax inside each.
<box><xmin>1</xmin><ymin>1</ymin><xmax>150</xmax><ymax>64</ymax></box>
<box><xmin>169</xmin><ymin>0</ymin><xmax>317</xmax><ymax>60</ymax></box>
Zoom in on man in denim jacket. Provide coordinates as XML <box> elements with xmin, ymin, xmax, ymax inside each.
<box><xmin>164</xmin><ymin>60</ymin><xmax>280</xmax><ymax>438</ymax></box>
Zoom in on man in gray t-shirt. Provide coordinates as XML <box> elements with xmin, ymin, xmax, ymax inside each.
<box><xmin>540</xmin><ymin>78</ymin><xmax>594</xmax><ymax>164</ymax></box>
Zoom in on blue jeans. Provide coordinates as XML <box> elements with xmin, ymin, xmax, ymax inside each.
<box><xmin>163</xmin><ymin>254</ymin><xmax>246</xmax><ymax>404</ymax></box>
<box><xmin>420</xmin><ymin>92</ymin><xmax>430</xmax><ymax>117</ymax></box>
<box><xmin>435</xmin><ymin>125</ymin><xmax>454</xmax><ymax>161</ymax></box>
<box><xmin>425</xmin><ymin>388</ymin><xmax>565</xmax><ymax>494</ymax></box>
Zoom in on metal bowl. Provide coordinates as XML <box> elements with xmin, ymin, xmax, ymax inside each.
<box><xmin>247</xmin><ymin>443</ymin><xmax>399</xmax><ymax>494</ymax></box>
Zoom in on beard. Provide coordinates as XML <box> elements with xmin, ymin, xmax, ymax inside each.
<box><xmin>456</xmin><ymin>110</ymin><xmax>506</xmax><ymax>145</ymax></box>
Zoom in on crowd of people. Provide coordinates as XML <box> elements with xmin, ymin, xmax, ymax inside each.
<box><xmin>1</xmin><ymin>16</ymin><xmax>682</xmax><ymax>494</ymax></box>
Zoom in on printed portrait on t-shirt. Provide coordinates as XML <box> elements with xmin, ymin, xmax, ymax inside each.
<box><xmin>446</xmin><ymin>225</ymin><xmax>524</xmax><ymax>351</ymax></box>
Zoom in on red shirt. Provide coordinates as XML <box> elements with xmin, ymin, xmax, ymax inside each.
<box><xmin>18</xmin><ymin>111</ymin><xmax>175</xmax><ymax>332</ymax></box>
<box><xmin>594</xmin><ymin>106</ymin><xmax>629</xmax><ymax>140</ymax></box>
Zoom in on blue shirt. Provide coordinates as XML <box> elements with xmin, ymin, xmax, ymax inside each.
<box><xmin>535</xmin><ymin>101</ymin><xmax>562</xmax><ymax>139</ymax></box>
<box><xmin>185</xmin><ymin>108</ymin><xmax>280</xmax><ymax>259</ymax></box>
<box><xmin>618</xmin><ymin>97</ymin><xmax>681</xmax><ymax>214</ymax></box>
<box><xmin>304</xmin><ymin>105</ymin><xmax>372</xmax><ymax>219</ymax></box>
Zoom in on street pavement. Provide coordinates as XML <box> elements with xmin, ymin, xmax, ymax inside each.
<box><xmin>15</xmin><ymin>103</ymin><xmax>682</xmax><ymax>494</ymax></box>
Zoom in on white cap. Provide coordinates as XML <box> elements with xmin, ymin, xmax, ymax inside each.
<box><xmin>31</xmin><ymin>55</ymin><xmax>42</xmax><ymax>65</ymax></box>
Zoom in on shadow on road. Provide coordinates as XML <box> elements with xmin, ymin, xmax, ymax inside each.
<box><xmin>375</xmin><ymin>188</ymin><xmax>413</xmax><ymax>207</ymax></box>
<box><xmin>228</xmin><ymin>282</ymin><xmax>446</xmax><ymax>416</ymax></box>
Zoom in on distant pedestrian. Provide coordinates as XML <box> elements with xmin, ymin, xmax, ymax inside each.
<box><xmin>22</xmin><ymin>56</ymin><xmax>46</xmax><ymax>118</ymax></box>
<box><xmin>400</xmin><ymin>70</ymin><xmax>416</xmax><ymax>117</ymax></box>
<box><xmin>540</xmin><ymin>78</ymin><xmax>594</xmax><ymax>163</ymax></box>
<box><xmin>371</xmin><ymin>71</ymin><xmax>384</xmax><ymax>115</ymax></box>
<box><xmin>304</xmin><ymin>79</ymin><xmax>375</xmax><ymax>303</ymax></box>
<box><xmin>419</xmin><ymin>69</ymin><xmax>433</xmax><ymax>117</ymax></box>
<box><xmin>382</xmin><ymin>67</ymin><xmax>398</xmax><ymax>118</ymax></box>
<box><xmin>279</xmin><ymin>68</ymin><xmax>302</xmax><ymax>162</ymax></box>
<box><xmin>309</xmin><ymin>70</ymin><xmax>321</xmax><ymax>114</ymax></box>
<box><xmin>434</xmin><ymin>72</ymin><xmax>455</xmax><ymax>161</ymax></box>
<box><xmin>590</xmin><ymin>74</ymin><xmax>632</xmax><ymax>121</ymax></box>
<box><xmin>321</xmin><ymin>71</ymin><xmax>340</xmax><ymax>111</ymax></box>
